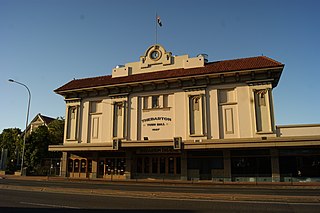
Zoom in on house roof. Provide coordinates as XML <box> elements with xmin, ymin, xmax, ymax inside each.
<box><xmin>39</xmin><ymin>114</ymin><xmax>55</xmax><ymax>124</ymax></box>
<box><xmin>21</xmin><ymin>113</ymin><xmax>56</xmax><ymax>135</ymax></box>
<box><xmin>55</xmin><ymin>56</ymin><xmax>284</xmax><ymax>93</ymax></box>
<box><xmin>29</xmin><ymin>113</ymin><xmax>55</xmax><ymax>125</ymax></box>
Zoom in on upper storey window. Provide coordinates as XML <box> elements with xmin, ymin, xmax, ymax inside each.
<box><xmin>88</xmin><ymin>101</ymin><xmax>102</xmax><ymax>142</ymax></box>
<box><xmin>254</xmin><ymin>88</ymin><xmax>273</xmax><ymax>133</ymax></box>
<box><xmin>113</xmin><ymin>101</ymin><xmax>127</xmax><ymax>139</ymax></box>
<box><xmin>152</xmin><ymin>96</ymin><xmax>159</xmax><ymax>108</ymax></box>
<box><xmin>143</xmin><ymin>94</ymin><xmax>169</xmax><ymax>110</ymax></box>
<box><xmin>189</xmin><ymin>94</ymin><xmax>206</xmax><ymax>136</ymax></box>
<box><xmin>66</xmin><ymin>106</ymin><xmax>78</xmax><ymax>140</ymax></box>
<box><xmin>90</xmin><ymin>101</ymin><xmax>102</xmax><ymax>113</ymax></box>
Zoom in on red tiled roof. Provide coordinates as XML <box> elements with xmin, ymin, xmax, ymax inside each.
<box><xmin>55</xmin><ymin>56</ymin><xmax>284</xmax><ymax>93</ymax></box>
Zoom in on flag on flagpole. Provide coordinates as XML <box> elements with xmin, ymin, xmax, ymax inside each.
<box><xmin>157</xmin><ymin>16</ymin><xmax>162</xmax><ymax>27</ymax></box>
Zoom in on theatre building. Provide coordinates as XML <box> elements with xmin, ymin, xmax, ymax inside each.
<box><xmin>49</xmin><ymin>44</ymin><xmax>320</xmax><ymax>182</ymax></box>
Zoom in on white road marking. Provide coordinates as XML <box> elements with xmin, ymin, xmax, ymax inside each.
<box><xmin>20</xmin><ymin>201</ymin><xmax>80</xmax><ymax>209</ymax></box>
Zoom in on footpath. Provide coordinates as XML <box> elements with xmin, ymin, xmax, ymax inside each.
<box><xmin>1</xmin><ymin>175</ymin><xmax>320</xmax><ymax>204</ymax></box>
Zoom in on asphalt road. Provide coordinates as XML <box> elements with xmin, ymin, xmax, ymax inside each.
<box><xmin>1</xmin><ymin>188</ymin><xmax>320</xmax><ymax>213</ymax></box>
<box><xmin>1</xmin><ymin>178</ymin><xmax>320</xmax><ymax>197</ymax></box>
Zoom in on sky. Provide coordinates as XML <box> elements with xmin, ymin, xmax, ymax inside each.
<box><xmin>1</xmin><ymin>0</ymin><xmax>320</xmax><ymax>132</ymax></box>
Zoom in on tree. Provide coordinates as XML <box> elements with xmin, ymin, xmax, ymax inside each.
<box><xmin>24</xmin><ymin>126</ymin><xmax>51</xmax><ymax>173</ymax></box>
<box><xmin>48</xmin><ymin>117</ymin><xmax>64</xmax><ymax>145</ymax></box>
<box><xmin>0</xmin><ymin>128</ymin><xmax>22</xmax><ymax>173</ymax></box>
<box><xmin>23</xmin><ymin>118</ymin><xmax>64</xmax><ymax>175</ymax></box>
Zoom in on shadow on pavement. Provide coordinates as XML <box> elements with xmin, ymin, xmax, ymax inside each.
<box><xmin>0</xmin><ymin>208</ymin><xmax>197</xmax><ymax>213</ymax></box>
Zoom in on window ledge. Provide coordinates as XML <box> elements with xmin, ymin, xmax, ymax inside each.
<box><xmin>189</xmin><ymin>134</ymin><xmax>206</xmax><ymax>137</ymax></box>
<box><xmin>90</xmin><ymin>112</ymin><xmax>102</xmax><ymax>115</ymax></box>
<box><xmin>256</xmin><ymin>131</ymin><xmax>274</xmax><ymax>134</ymax></box>
<box><xmin>66</xmin><ymin>139</ymin><xmax>78</xmax><ymax>142</ymax></box>
<box><xmin>219</xmin><ymin>102</ymin><xmax>237</xmax><ymax>106</ymax></box>
<box><xmin>143</xmin><ymin>107</ymin><xmax>171</xmax><ymax>112</ymax></box>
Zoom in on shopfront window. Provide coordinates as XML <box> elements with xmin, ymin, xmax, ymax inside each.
<box><xmin>68</xmin><ymin>160</ymin><xmax>73</xmax><ymax>173</ymax></box>
<box><xmin>152</xmin><ymin>158</ymin><xmax>158</xmax><ymax>174</ymax></box>
<box><xmin>106</xmin><ymin>159</ymin><xmax>114</xmax><ymax>175</ymax></box>
<box><xmin>98</xmin><ymin>160</ymin><xmax>104</xmax><ymax>177</ymax></box>
<box><xmin>136</xmin><ymin>156</ymin><xmax>181</xmax><ymax>176</ymax></box>
<box><xmin>88</xmin><ymin>160</ymin><xmax>92</xmax><ymax>173</ymax></box>
<box><xmin>144</xmin><ymin>157</ymin><xmax>150</xmax><ymax>173</ymax></box>
<box><xmin>117</xmin><ymin>159</ymin><xmax>126</xmax><ymax>175</ymax></box>
<box><xmin>168</xmin><ymin>157</ymin><xmax>174</xmax><ymax>174</ymax></box>
<box><xmin>137</xmin><ymin>158</ymin><xmax>143</xmax><ymax>173</ymax></box>
<box><xmin>74</xmin><ymin>159</ymin><xmax>79</xmax><ymax>173</ymax></box>
<box><xmin>160</xmin><ymin>157</ymin><xmax>166</xmax><ymax>174</ymax></box>
<box><xmin>80</xmin><ymin>159</ymin><xmax>86</xmax><ymax>173</ymax></box>
<box><xmin>176</xmin><ymin>157</ymin><xmax>181</xmax><ymax>174</ymax></box>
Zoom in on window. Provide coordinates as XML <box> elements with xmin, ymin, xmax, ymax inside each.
<box><xmin>218</xmin><ymin>89</ymin><xmax>238</xmax><ymax>138</ymax></box>
<box><xmin>163</xmin><ymin>94</ymin><xmax>169</xmax><ymax>108</ymax></box>
<box><xmin>68</xmin><ymin>160</ymin><xmax>74</xmax><ymax>173</ymax></box>
<box><xmin>256</xmin><ymin>90</ymin><xmax>267</xmax><ymax>106</ymax></box>
<box><xmin>168</xmin><ymin>157</ymin><xmax>175</xmax><ymax>174</ymax></box>
<box><xmin>90</xmin><ymin>101</ymin><xmax>102</xmax><ymax>113</ymax></box>
<box><xmin>143</xmin><ymin>97</ymin><xmax>149</xmax><ymax>109</ymax></box>
<box><xmin>160</xmin><ymin>157</ymin><xmax>166</xmax><ymax>174</ymax></box>
<box><xmin>74</xmin><ymin>159</ymin><xmax>79</xmax><ymax>172</ymax></box>
<box><xmin>152</xmin><ymin>96</ymin><xmax>159</xmax><ymax>108</ymax></box>
<box><xmin>193</xmin><ymin>96</ymin><xmax>200</xmax><ymax>111</ymax></box>
<box><xmin>89</xmin><ymin>101</ymin><xmax>102</xmax><ymax>142</ymax></box>
<box><xmin>142</xmin><ymin>94</ymin><xmax>170</xmax><ymax>109</ymax></box>
<box><xmin>219</xmin><ymin>89</ymin><xmax>235</xmax><ymax>104</ymax></box>
<box><xmin>113</xmin><ymin>101</ymin><xmax>126</xmax><ymax>138</ymax></box>
<box><xmin>66</xmin><ymin>106</ymin><xmax>78</xmax><ymax>140</ymax></box>
<box><xmin>80</xmin><ymin>159</ymin><xmax>86</xmax><ymax>173</ymax></box>
<box><xmin>88</xmin><ymin>160</ymin><xmax>92</xmax><ymax>173</ymax></box>
<box><xmin>116</xmin><ymin>103</ymin><xmax>123</xmax><ymax>116</ymax></box>
<box><xmin>137</xmin><ymin>158</ymin><xmax>143</xmax><ymax>173</ymax></box>
<box><xmin>189</xmin><ymin>95</ymin><xmax>205</xmax><ymax>135</ymax></box>
<box><xmin>254</xmin><ymin>89</ymin><xmax>272</xmax><ymax>133</ymax></box>
<box><xmin>152</xmin><ymin>158</ymin><xmax>158</xmax><ymax>174</ymax></box>
<box><xmin>144</xmin><ymin>157</ymin><xmax>150</xmax><ymax>173</ymax></box>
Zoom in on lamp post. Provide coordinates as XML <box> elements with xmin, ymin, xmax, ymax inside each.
<box><xmin>8</xmin><ymin>79</ymin><xmax>31</xmax><ymax>176</ymax></box>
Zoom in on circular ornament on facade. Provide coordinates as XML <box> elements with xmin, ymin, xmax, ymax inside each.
<box><xmin>150</xmin><ymin>50</ymin><xmax>161</xmax><ymax>60</ymax></box>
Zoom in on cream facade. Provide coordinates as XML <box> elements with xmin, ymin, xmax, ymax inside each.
<box><xmin>49</xmin><ymin>45</ymin><xmax>320</xmax><ymax>182</ymax></box>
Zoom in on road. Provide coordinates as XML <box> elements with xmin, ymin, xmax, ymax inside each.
<box><xmin>1</xmin><ymin>188</ymin><xmax>320</xmax><ymax>213</ymax></box>
<box><xmin>0</xmin><ymin>178</ymin><xmax>320</xmax><ymax>212</ymax></box>
<box><xmin>1</xmin><ymin>178</ymin><xmax>320</xmax><ymax>197</ymax></box>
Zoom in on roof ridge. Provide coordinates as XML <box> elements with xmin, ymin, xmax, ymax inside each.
<box><xmin>55</xmin><ymin>55</ymin><xmax>284</xmax><ymax>92</ymax></box>
<box><xmin>207</xmin><ymin>55</ymin><xmax>279</xmax><ymax>63</ymax></box>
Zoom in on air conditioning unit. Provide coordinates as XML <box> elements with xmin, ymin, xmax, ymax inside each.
<box><xmin>173</xmin><ymin>137</ymin><xmax>182</xmax><ymax>149</ymax></box>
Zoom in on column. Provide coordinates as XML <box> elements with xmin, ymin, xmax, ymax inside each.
<box><xmin>60</xmin><ymin>152</ymin><xmax>68</xmax><ymax>177</ymax></box>
<box><xmin>223</xmin><ymin>150</ymin><xmax>231</xmax><ymax>182</ymax></box>
<box><xmin>270</xmin><ymin>148</ymin><xmax>280</xmax><ymax>182</ymax></box>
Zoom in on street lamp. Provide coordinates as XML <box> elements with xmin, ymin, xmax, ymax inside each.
<box><xmin>8</xmin><ymin>79</ymin><xmax>31</xmax><ymax>176</ymax></box>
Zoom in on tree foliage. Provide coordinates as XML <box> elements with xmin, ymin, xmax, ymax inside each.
<box><xmin>0</xmin><ymin>117</ymin><xmax>65</xmax><ymax>174</ymax></box>
<box><xmin>24</xmin><ymin>118</ymin><xmax>64</xmax><ymax>174</ymax></box>
<box><xmin>0</xmin><ymin>128</ymin><xmax>22</xmax><ymax>172</ymax></box>
<box><xmin>48</xmin><ymin>117</ymin><xmax>64</xmax><ymax>145</ymax></box>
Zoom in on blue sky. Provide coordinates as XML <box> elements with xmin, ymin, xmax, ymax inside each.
<box><xmin>1</xmin><ymin>0</ymin><xmax>320</xmax><ymax>132</ymax></box>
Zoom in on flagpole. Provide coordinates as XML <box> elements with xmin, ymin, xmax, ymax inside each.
<box><xmin>155</xmin><ymin>12</ymin><xmax>158</xmax><ymax>44</ymax></box>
